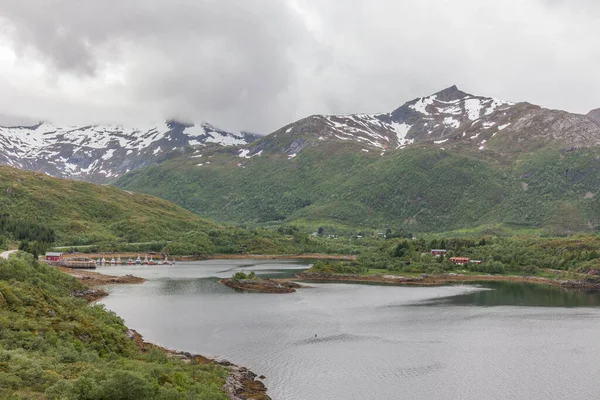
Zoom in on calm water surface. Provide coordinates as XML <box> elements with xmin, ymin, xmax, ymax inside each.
<box><xmin>98</xmin><ymin>260</ymin><xmax>600</xmax><ymax>400</ymax></box>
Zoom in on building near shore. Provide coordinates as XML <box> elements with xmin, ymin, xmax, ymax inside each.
<box><xmin>45</xmin><ymin>252</ymin><xmax>63</xmax><ymax>261</ymax></box>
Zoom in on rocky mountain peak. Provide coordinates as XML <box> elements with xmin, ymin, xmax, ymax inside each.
<box><xmin>587</xmin><ymin>108</ymin><xmax>600</xmax><ymax>124</ymax></box>
<box><xmin>432</xmin><ymin>85</ymin><xmax>470</xmax><ymax>102</ymax></box>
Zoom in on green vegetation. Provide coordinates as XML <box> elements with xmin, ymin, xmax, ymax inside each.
<box><xmin>0</xmin><ymin>166</ymin><xmax>225</xmax><ymax>246</ymax></box>
<box><xmin>309</xmin><ymin>260</ymin><xmax>367</xmax><ymax>274</ymax></box>
<box><xmin>232</xmin><ymin>271</ymin><xmax>256</xmax><ymax>280</ymax></box>
<box><xmin>0</xmin><ymin>165</ymin><xmax>379</xmax><ymax>258</ymax></box>
<box><xmin>114</xmin><ymin>142</ymin><xmax>600</xmax><ymax>235</ymax></box>
<box><xmin>307</xmin><ymin>235</ymin><xmax>600</xmax><ymax>281</ymax></box>
<box><xmin>0</xmin><ymin>253</ymin><xmax>228</xmax><ymax>399</ymax></box>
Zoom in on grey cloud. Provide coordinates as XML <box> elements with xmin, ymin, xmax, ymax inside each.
<box><xmin>0</xmin><ymin>0</ymin><xmax>599</xmax><ymax>132</ymax></box>
<box><xmin>0</xmin><ymin>112</ymin><xmax>38</xmax><ymax>127</ymax></box>
<box><xmin>0</xmin><ymin>0</ymin><xmax>314</xmax><ymax>131</ymax></box>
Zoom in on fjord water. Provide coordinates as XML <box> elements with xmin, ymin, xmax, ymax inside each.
<box><xmin>99</xmin><ymin>260</ymin><xmax>600</xmax><ymax>400</ymax></box>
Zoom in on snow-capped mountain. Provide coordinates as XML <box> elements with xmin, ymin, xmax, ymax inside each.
<box><xmin>234</xmin><ymin>85</ymin><xmax>600</xmax><ymax>159</ymax></box>
<box><xmin>247</xmin><ymin>85</ymin><xmax>514</xmax><ymax>155</ymax></box>
<box><xmin>5</xmin><ymin>85</ymin><xmax>600</xmax><ymax>184</ymax></box>
<box><xmin>0</xmin><ymin>120</ymin><xmax>260</xmax><ymax>182</ymax></box>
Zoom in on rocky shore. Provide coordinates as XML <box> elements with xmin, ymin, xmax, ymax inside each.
<box><xmin>58</xmin><ymin>266</ymin><xmax>146</xmax><ymax>301</ymax></box>
<box><xmin>221</xmin><ymin>278</ymin><xmax>303</xmax><ymax>293</ymax></box>
<box><xmin>296</xmin><ymin>271</ymin><xmax>600</xmax><ymax>289</ymax></box>
<box><xmin>56</xmin><ymin>266</ymin><xmax>271</xmax><ymax>399</ymax></box>
<box><xmin>127</xmin><ymin>329</ymin><xmax>270</xmax><ymax>400</ymax></box>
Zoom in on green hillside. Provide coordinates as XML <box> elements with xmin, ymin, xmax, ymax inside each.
<box><xmin>114</xmin><ymin>142</ymin><xmax>600</xmax><ymax>235</ymax></box>
<box><xmin>0</xmin><ymin>252</ymin><xmax>228</xmax><ymax>399</ymax></box>
<box><xmin>0</xmin><ymin>165</ymin><xmax>221</xmax><ymax>246</ymax></box>
<box><xmin>0</xmin><ymin>166</ymin><xmax>359</xmax><ymax>257</ymax></box>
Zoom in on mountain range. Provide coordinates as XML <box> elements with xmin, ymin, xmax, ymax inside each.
<box><xmin>4</xmin><ymin>85</ymin><xmax>600</xmax><ymax>234</ymax></box>
<box><xmin>0</xmin><ymin>120</ymin><xmax>259</xmax><ymax>183</ymax></box>
<box><xmin>231</xmin><ymin>85</ymin><xmax>600</xmax><ymax>159</ymax></box>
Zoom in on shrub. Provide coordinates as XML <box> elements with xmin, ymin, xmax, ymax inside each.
<box><xmin>232</xmin><ymin>272</ymin><xmax>248</xmax><ymax>280</ymax></box>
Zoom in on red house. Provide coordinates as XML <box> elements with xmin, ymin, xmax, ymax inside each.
<box><xmin>431</xmin><ymin>249</ymin><xmax>447</xmax><ymax>257</ymax></box>
<box><xmin>450</xmin><ymin>257</ymin><xmax>470</xmax><ymax>265</ymax></box>
<box><xmin>45</xmin><ymin>252</ymin><xmax>63</xmax><ymax>261</ymax></box>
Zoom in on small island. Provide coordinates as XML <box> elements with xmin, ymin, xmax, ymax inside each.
<box><xmin>221</xmin><ymin>271</ymin><xmax>303</xmax><ymax>293</ymax></box>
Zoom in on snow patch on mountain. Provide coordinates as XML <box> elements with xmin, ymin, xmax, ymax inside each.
<box><xmin>238</xmin><ymin>149</ymin><xmax>251</xmax><ymax>158</ymax></box>
<box><xmin>465</xmin><ymin>98</ymin><xmax>485</xmax><ymax>121</ymax></box>
<box><xmin>410</xmin><ymin>96</ymin><xmax>437</xmax><ymax>114</ymax></box>
<box><xmin>238</xmin><ymin>148</ymin><xmax>263</xmax><ymax>159</ymax></box>
<box><xmin>444</xmin><ymin>117</ymin><xmax>460</xmax><ymax>128</ymax></box>
<box><xmin>102</xmin><ymin>149</ymin><xmax>115</xmax><ymax>160</ymax></box>
<box><xmin>391</xmin><ymin>122</ymin><xmax>411</xmax><ymax>141</ymax></box>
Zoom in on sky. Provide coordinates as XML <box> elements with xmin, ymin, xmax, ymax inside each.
<box><xmin>0</xmin><ymin>0</ymin><xmax>599</xmax><ymax>133</ymax></box>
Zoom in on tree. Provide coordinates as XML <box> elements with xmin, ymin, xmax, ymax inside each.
<box><xmin>232</xmin><ymin>271</ymin><xmax>248</xmax><ymax>280</ymax></box>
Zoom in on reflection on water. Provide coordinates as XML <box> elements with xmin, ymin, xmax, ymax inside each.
<box><xmin>420</xmin><ymin>281</ymin><xmax>600</xmax><ymax>307</ymax></box>
<box><xmin>98</xmin><ymin>260</ymin><xmax>600</xmax><ymax>400</ymax></box>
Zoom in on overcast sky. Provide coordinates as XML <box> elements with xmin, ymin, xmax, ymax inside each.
<box><xmin>0</xmin><ymin>0</ymin><xmax>599</xmax><ymax>133</ymax></box>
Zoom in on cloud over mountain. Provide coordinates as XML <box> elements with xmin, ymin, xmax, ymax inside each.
<box><xmin>0</xmin><ymin>0</ymin><xmax>599</xmax><ymax>132</ymax></box>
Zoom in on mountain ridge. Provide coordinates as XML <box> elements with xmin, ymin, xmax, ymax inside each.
<box><xmin>3</xmin><ymin>86</ymin><xmax>600</xmax><ymax>184</ymax></box>
<box><xmin>112</xmin><ymin>86</ymin><xmax>600</xmax><ymax>234</ymax></box>
<box><xmin>225</xmin><ymin>85</ymin><xmax>600</xmax><ymax>163</ymax></box>
<box><xmin>5</xmin><ymin>86</ymin><xmax>600</xmax><ymax>234</ymax></box>
<box><xmin>0</xmin><ymin>119</ymin><xmax>260</xmax><ymax>183</ymax></box>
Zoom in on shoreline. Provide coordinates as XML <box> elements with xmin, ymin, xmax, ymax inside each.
<box><xmin>60</xmin><ymin>252</ymin><xmax>357</xmax><ymax>261</ymax></box>
<box><xmin>207</xmin><ymin>253</ymin><xmax>356</xmax><ymax>261</ymax></box>
<box><xmin>296</xmin><ymin>272</ymin><xmax>600</xmax><ymax>289</ymax></box>
<box><xmin>59</xmin><ymin>266</ymin><xmax>146</xmax><ymax>301</ymax></box>
<box><xmin>55</xmin><ymin>261</ymin><xmax>599</xmax><ymax>399</ymax></box>
<box><xmin>57</xmin><ymin>266</ymin><xmax>271</xmax><ymax>400</ymax></box>
<box><xmin>127</xmin><ymin>329</ymin><xmax>270</xmax><ymax>400</ymax></box>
